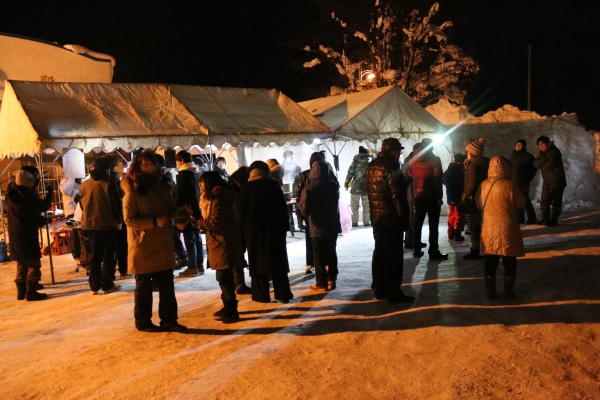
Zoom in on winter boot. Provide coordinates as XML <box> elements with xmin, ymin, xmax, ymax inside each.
<box><xmin>485</xmin><ymin>275</ymin><xmax>497</xmax><ymax>300</ymax></box>
<box><xmin>463</xmin><ymin>248</ymin><xmax>480</xmax><ymax>260</ymax></box>
<box><xmin>15</xmin><ymin>281</ymin><xmax>26</xmax><ymax>300</ymax></box>
<box><xmin>504</xmin><ymin>275</ymin><xmax>516</xmax><ymax>299</ymax></box>
<box><xmin>525</xmin><ymin>203</ymin><xmax>537</xmax><ymax>224</ymax></box>
<box><xmin>215</xmin><ymin>300</ymin><xmax>239</xmax><ymax>323</ymax></box>
<box><xmin>537</xmin><ymin>207</ymin><xmax>550</xmax><ymax>226</ymax></box>
<box><xmin>454</xmin><ymin>232</ymin><xmax>465</xmax><ymax>242</ymax></box>
<box><xmin>548</xmin><ymin>208</ymin><xmax>562</xmax><ymax>226</ymax></box>
<box><xmin>25</xmin><ymin>279</ymin><xmax>48</xmax><ymax>301</ymax></box>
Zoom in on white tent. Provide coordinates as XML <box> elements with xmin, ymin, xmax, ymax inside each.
<box><xmin>0</xmin><ymin>81</ymin><xmax>333</xmax><ymax>158</ymax></box>
<box><xmin>298</xmin><ymin>85</ymin><xmax>446</xmax><ymax>141</ymax></box>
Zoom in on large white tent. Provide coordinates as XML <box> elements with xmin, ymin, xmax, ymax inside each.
<box><xmin>0</xmin><ymin>81</ymin><xmax>332</xmax><ymax>159</ymax></box>
<box><xmin>299</xmin><ymin>85</ymin><xmax>446</xmax><ymax>141</ymax></box>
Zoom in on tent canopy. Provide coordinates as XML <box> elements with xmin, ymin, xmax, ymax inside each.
<box><xmin>0</xmin><ymin>81</ymin><xmax>332</xmax><ymax>158</ymax></box>
<box><xmin>299</xmin><ymin>85</ymin><xmax>446</xmax><ymax>141</ymax></box>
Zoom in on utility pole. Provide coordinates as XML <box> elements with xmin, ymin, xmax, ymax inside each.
<box><xmin>527</xmin><ymin>44</ymin><xmax>532</xmax><ymax>111</ymax></box>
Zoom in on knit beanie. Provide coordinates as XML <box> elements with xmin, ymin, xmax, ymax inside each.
<box><xmin>465</xmin><ymin>138</ymin><xmax>486</xmax><ymax>157</ymax></box>
<box><xmin>359</xmin><ymin>146</ymin><xmax>368</xmax><ymax>154</ymax></box>
<box><xmin>15</xmin><ymin>170</ymin><xmax>36</xmax><ymax>188</ymax></box>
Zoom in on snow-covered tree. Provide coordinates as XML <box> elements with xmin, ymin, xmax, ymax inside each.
<box><xmin>302</xmin><ymin>1</ymin><xmax>479</xmax><ymax>106</ymax></box>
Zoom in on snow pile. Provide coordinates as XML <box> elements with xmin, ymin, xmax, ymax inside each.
<box><xmin>425</xmin><ymin>98</ymin><xmax>472</xmax><ymax>125</ymax></box>
<box><xmin>470</xmin><ymin>105</ymin><xmax>545</xmax><ymax>123</ymax></box>
<box><xmin>426</xmin><ymin>100</ymin><xmax>600</xmax><ymax>209</ymax></box>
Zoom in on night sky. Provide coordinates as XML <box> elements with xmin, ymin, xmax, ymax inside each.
<box><xmin>2</xmin><ymin>0</ymin><xmax>599</xmax><ymax>129</ymax></box>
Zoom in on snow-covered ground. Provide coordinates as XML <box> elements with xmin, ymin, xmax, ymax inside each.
<box><xmin>1</xmin><ymin>210</ymin><xmax>599</xmax><ymax>399</ymax></box>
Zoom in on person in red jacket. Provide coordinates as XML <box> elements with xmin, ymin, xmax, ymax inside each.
<box><xmin>407</xmin><ymin>138</ymin><xmax>448</xmax><ymax>260</ymax></box>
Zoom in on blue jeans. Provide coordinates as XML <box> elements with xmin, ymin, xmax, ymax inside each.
<box><xmin>179</xmin><ymin>228</ymin><xmax>204</xmax><ymax>268</ymax></box>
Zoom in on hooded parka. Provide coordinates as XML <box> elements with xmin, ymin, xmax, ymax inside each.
<box><xmin>121</xmin><ymin>174</ymin><xmax>176</xmax><ymax>275</ymax></box>
<box><xmin>476</xmin><ymin>156</ymin><xmax>526</xmax><ymax>257</ymax></box>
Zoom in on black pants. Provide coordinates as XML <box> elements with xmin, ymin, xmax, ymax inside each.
<box><xmin>15</xmin><ymin>258</ymin><xmax>42</xmax><ymax>284</ymax></box>
<box><xmin>540</xmin><ymin>183</ymin><xmax>565</xmax><ymax>210</ymax></box>
<box><xmin>311</xmin><ymin>235</ymin><xmax>338</xmax><ymax>287</ymax></box>
<box><xmin>465</xmin><ymin>211</ymin><xmax>482</xmax><ymax>250</ymax></box>
<box><xmin>251</xmin><ymin>270</ymin><xmax>293</xmax><ymax>303</ymax></box>
<box><xmin>134</xmin><ymin>269</ymin><xmax>178</xmax><ymax>326</ymax></box>
<box><xmin>66</xmin><ymin>214</ymin><xmax>81</xmax><ymax>259</ymax></box>
<box><xmin>413</xmin><ymin>197</ymin><xmax>441</xmax><ymax>253</ymax></box>
<box><xmin>216</xmin><ymin>269</ymin><xmax>237</xmax><ymax>302</ymax></box>
<box><xmin>372</xmin><ymin>229</ymin><xmax>405</xmax><ymax>300</ymax></box>
<box><xmin>304</xmin><ymin>221</ymin><xmax>314</xmax><ymax>266</ymax></box>
<box><xmin>484</xmin><ymin>255</ymin><xmax>517</xmax><ymax>277</ymax></box>
<box><xmin>516</xmin><ymin>183</ymin><xmax>536</xmax><ymax>222</ymax></box>
<box><xmin>116</xmin><ymin>225</ymin><xmax>128</xmax><ymax>275</ymax></box>
<box><xmin>87</xmin><ymin>229</ymin><xmax>118</xmax><ymax>292</ymax></box>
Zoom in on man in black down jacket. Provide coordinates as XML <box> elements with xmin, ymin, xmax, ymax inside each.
<box><xmin>509</xmin><ymin>139</ymin><xmax>538</xmax><ymax>224</ymax></box>
<box><xmin>364</xmin><ymin>138</ymin><xmax>414</xmax><ymax>304</ymax></box>
<box><xmin>6</xmin><ymin>167</ymin><xmax>53</xmax><ymax>301</ymax></box>
<box><xmin>533</xmin><ymin>136</ymin><xmax>567</xmax><ymax>226</ymax></box>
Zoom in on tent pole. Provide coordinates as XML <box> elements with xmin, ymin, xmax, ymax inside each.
<box><xmin>37</xmin><ymin>154</ymin><xmax>55</xmax><ymax>285</ymax></box>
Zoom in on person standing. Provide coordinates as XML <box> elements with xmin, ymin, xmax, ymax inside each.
<box><xmin>297</xmin><ymin>161</ymin><xmax>341</xmax><ymax>291</ymax></box>
<box><xmin>533</xmin><ymin>136</ymin><xmax>567</xmax><ymax>226</ymax></box>
<box><xmin>6</xmin><ymin>167</ymin><xmax>53</xmax><ymax>301</ymax></box>
<box><xmin>295</xmin><ymin>152</ymin><xmax>327</xmax><ymax>275</ymax></box>
<box><xmin>227</xmin><ymin>166</ymin><xmax>253</xmax><ymax>295</ymax></box>
<box><xmin>364</xmin><ymin>138</ymin><xmax>414</xmax><ymax>304</ymax></box>
<box><xmin>476</xmin><ymin>156</ymin><xmax>526</xmax><ymax>300</ymax></box>
<box><xmin>509</xmin><ymin>139</ymin><xmax>538</xmax><ymax>224</ymax></box>
<box><xmin>122</xmin><ymin>151</ymin><xmax>187</xmax><ymax>332</ymax></box>
<box><xmin>408</xmin><ymin>138</ymin><xmax>448</xmax><ymax>260</ymax></box>
<box><xmin>344</xmin><ymin>146</ymin><xmax>373</xmax><ymax>227</ymax></box>
<box><xmin>79</xmin><ymin>157</ymin><xmax>123</xmax><ymax>295</ymax></box>
<box><xmin>443</xmin><ymin>153</ymin><xmax>466</xmax><ymax>241</ymax></box>
<box><xmin>214</xmin><ymin>157</ymin><xmax>229</xmax><ymax>181</ymax></box>
<box><xmin>461</xmin><ymin>138</ymin><xmax>490</xmax><ymax>260</ymax></box>
<box><xmin>196</xmin><ymin>171</ymin><xmax>245</xmax><ymax>322</ymax></box>
<box><xmin>402</xmin><ymin>142</ymin><xmax>425</xmax><ymax>250</ymax></box>
<box><xmin>106</xmin><ymin>154</ymin><xmax>130</xmax><ymax>280</ymax></box>
<box><xmin>240</xmin><ymin>161</ymin><xmax>294</xmax><ymax>304</ymax></box>
<box><xmin>266</xmin><ymin>158</ymin><xmax>284</xmax><ymax>187</ymax></box>
<box><xmin>282</xmin><ymin>150</ymin><xmax>302</xmax><ymax>198</ymax></box>
<box><xmin>59</xmin><ymin>177</ymin><xmax>83</xmax><ymax>264</ymax></box>
<box><xmin>175</xmin><ymin>150</ymin><xmax>204</xmax><ymax>277</ymax></box>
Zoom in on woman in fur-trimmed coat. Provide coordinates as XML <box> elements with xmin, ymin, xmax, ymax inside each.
<box><xmin>121</xmin><ymin>151</ymin><xmax>185</xmax><ymax>333</ymax></box>
<box><xmin>476</xmin><ymin>156</ymin><xmax>526</xmax><ymax>301</ymax></box>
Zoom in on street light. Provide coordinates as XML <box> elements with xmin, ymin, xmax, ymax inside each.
<box><xmin>361</xmin><ymin>70</ymin><xmax>376</xmax><ymax>81</ymax></box>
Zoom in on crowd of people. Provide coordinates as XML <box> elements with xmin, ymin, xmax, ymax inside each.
<box><xmin>5</xmin><ymin>136</ymin><xmax>566</xmax><ymax>330</ymax></box>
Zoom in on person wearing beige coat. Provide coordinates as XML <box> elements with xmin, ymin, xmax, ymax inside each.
<box><xmin>122</xmin><ymin>151</ymin><xmax>186</xmax><ymax>333</ymax></box>
<box><xmin>476</xmin><ymin>156</ymin><xmax>526</xmax><ymax>300</ymax></box>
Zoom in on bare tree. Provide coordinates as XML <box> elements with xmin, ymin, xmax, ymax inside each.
<box><xmin>303</xmin><ymin>1</ymin><xmax>478</xmax><ymax>105</ymax></box>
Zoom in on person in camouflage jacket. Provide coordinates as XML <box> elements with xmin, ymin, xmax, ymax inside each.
<box><xmin>344</xmin><ymin>146</ymin><xmax>373</xmax><ymax>227</ymax></box>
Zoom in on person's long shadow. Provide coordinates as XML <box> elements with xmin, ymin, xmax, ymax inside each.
<box><xmin>132</xmin><ymin>210</ymin><xmax>600</xmax><ymax>336</ymax></box>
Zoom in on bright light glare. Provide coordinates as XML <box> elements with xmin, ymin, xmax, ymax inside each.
<box><xmin>432</xmin><ymin>135</ymin><xmax>445</xmax><ymax>145</ymax></box>
<box><xmin>312</xmin><ymin>139</ymin><xmax>322</xmax><ymax>144</ymax></box>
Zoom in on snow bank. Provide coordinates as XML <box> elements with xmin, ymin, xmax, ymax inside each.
<box><xmin>427</xmin><ymin>100</ymin><xmax>600</xmax><ymax>209</ymax></box>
